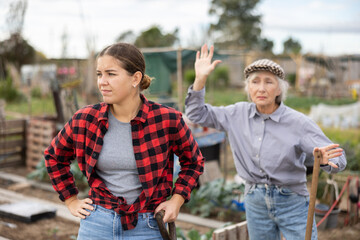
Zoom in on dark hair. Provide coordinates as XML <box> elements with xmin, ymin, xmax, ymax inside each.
<box><xmin>98</xmin><ymin>43</ymin><xmax>152</xmax><ymax>90</ymax></box>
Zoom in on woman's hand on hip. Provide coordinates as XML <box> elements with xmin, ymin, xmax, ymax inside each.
<box><xmin>65</xmin><ymin>195</ymin><xmax>94</xmax><ymax>219</ymax></box>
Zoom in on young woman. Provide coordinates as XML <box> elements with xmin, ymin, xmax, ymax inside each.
<box><xmin>185</xmin><ymin>44</ymin><xmax>347</xmax><ymax>240</ymax></box>
<box><xmin>45</xmin><ymin>43</ymin><xmax>204</xmax><ymax>239</ymax></box>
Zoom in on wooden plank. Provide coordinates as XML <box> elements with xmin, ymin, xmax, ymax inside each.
<box><xmin>213</xmin><ymin>221</ymin><xmax>248</xmax><ymax>240</ymax></box>
<box><xmin>27</xmin><ymin>127</ymin><xmax>54</xmax><ymax>137</ymax></box>
<box><xmin>26</xmin><ymin>151</ymin><xmax>44</xmax><ymax>161</ymax></box>
<box><xmin>226</xmin><ymin>225</ymin><xmax>238</xmax><ymax>240</ymax></box>
<box><xmin>237</xmin><ymin>223</ymin><xmax>249</xmax><ymax>240</ymax></box>
<box><xmin>1</xmin><ymin>119</ymin><xmax>26</xmax><ymax>129</ymax></box>
<box><xmin>0</xmin><ymin>151</ymin><xmax>21</xmax><ymax>161</ymax></box>
<box><xmin>0</xmin><ymin>148</ymin><xmax>22</xmax><ymax>156</ymax></box>
<box><xmin>0</xmin><ymin>129</ymin><xmax>25</xmax><ymax>137</ymax></box>
<box><xmin>0</xmin><ymin>155</ymin><xmax>22</xmax><ymax>168</ymax></box>
<box><xmin>213</xmin><ymin>231</ymin><xmax>227</xmax><ymax>240</ymax></box>
<box><xmin>0</xmin><ymin>139</ymin><xmax>24</xmax><ymax>149</ymax></box>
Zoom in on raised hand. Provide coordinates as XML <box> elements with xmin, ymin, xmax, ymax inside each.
<box><xmin>193</xmin><ymin>44</ymin><xmax>222</xmax><ymax>91</ymax></box>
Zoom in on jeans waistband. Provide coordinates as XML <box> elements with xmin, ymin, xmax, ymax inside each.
<box><xmin>94</xmin><ymin>205</ymin><xmax>154</xmax><ymax>218</ymax></box>
<box><xmin>253</xmin><ymin>183</ymin><xmax>280</xmax><ymax>189</ymax></box>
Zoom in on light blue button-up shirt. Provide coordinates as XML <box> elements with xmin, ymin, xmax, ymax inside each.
<box><xmin>185</xmin><ymin>86</ymin><xmax>347</xmax><ymax>196</ymax></box>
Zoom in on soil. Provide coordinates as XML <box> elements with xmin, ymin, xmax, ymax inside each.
<box><xmin>0</xmin><ymin>166</ymin><xmax>359</xmax><ymax>240</ymax></box>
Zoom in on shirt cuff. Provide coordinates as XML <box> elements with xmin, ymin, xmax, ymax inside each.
<box><xmin>188</xmin><ymin>84</ymin><xmax>206</xmax><ymax>95</ymax></box>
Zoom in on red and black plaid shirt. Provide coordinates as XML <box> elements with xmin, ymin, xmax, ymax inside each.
<box><xmin>44</xmin><ymin>94</ymin><xmax>204</xmax><ymax>230</ymax></box>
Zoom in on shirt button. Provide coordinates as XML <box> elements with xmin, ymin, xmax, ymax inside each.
<box><xmin>260</xmin><ymin>169</ymin><xmax>263</xmax><ymax>173</ymax></box>
<box><xmin>262</xmin><ymin>121</ymin><xmax>265</xmax><ymax>124</ymax></box>
<box><xmin>92</xmin><ymin>152</ymin><xmax>98</xmax><ymax>158</ymax></box>
<box><xmin>259</xmin><ymin>137</ymin><xmax>262</xmax><ymax>141</ymax></box>
<box><xmin>256</xmin><ymin>154</ymin><xmax>259</xmax><ymax>158</ymax></box>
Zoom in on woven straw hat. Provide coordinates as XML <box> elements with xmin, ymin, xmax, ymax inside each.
<box><xmin>244</xmin><ymin>59</ymin><xmax>285</xmax><ymax>80</ymax></box>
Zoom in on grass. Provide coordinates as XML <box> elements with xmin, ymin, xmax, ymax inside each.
<box><xmin>284</xmin><ymin>95</ymin><xmax>357</xmax><ymax>114</ymax></box>
<box><xmin>5</xmin><ymin>96</ymin><xmax>56</xmax><ymax>118</ymax></box>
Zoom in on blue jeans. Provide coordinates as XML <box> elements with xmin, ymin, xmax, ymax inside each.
<box><xmin>244</xmin><ymin>184</ymin><xmax>317</xmax><ymax>240</ymax></box>
<box><xmin>77</xmin><ymin>205</ymin><xmax>163</xmax><ymax>240</ymax></box>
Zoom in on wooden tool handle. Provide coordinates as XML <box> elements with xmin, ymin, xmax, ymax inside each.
<box><xmin>155</xmin><ymin>210</ymin><xmax>176</xmax><ymax>240</ymax></box>
<box><xmin>305</xmin><ymin>150</ymin><xmax>322</xmax><ymax>240</ymax></box>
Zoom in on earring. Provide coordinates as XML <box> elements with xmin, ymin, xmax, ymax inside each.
<box><xmin>133</xmin><ymin>84</ymin><xmax>137</xmax><ymax>88</ymax></box>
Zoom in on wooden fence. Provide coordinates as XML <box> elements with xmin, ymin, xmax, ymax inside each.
<box><xmin>212</xmin><ymin>221</ymin><xmax>249</xmax><ymax>240</ymax></box>
<box><xmin>0</xmin><ymin>119</ymin><xmax>27</xmax><ymax>167</ymax></box>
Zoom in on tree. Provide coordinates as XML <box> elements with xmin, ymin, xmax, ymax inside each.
<box><xmin>0</xmin><ymin>34</ymin><xmax>35</xmax><ymax>71</ymax></box>
<box><xmin>6</xmin><ymin>0</ymin><xmax>27</xmax><ymax>35</ymax></box>
<box><xmin>257</xmin><ymin>37</ymin><xmax>274</xmax><ymax>53</ymax></box>
<box><xmin>116</xmin><ymin>30</ymin><xmax>136</xmax><ymax>44</ymax></box>
<box><xmin>283</xmin><ymin>37</ymin><xmax>303</xmax><ymax>90</ymax></box>
<box><xmin>283</xmin><ymin>37</ymin><xmax>302</xmax><ymax>55</ymax></box>
<box><xmin>134</xmin><ymin>25</ymin><xmax>179</xmax><ymax>48</ymax></box>
<box><xmin>209</xmin><ymin>0</ymin><xmax>262</xmax><ymax>50</ymax></box>
<box><xmin>0</xmin><ymin>0</ymin><xmax>35</xmax><ymax>72</ymax></box>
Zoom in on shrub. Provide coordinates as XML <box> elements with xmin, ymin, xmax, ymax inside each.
<box><xmin>184</xmin><ymin>178</ymin><xmax>244</xmax><ymax>219</ymax></box>
<box><xmin>31</xmin><ymin>87</ymin><xmax>42</xmax><ymax>99</ymax></box>
<box><xmin>322</xmin><ymin>128</ymin><xmax>360</xmax><ymax>171</ymax></box>
<box><xmin>0</xmin><ymin>75</ymin><xmax>25</xmax><ymax>103</ymax></box>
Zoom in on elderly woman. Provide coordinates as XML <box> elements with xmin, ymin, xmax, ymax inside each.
<box><xmin>185</xmin><ymin>44</ymin><xmax>347</xmax><ymax>240</ymax></box>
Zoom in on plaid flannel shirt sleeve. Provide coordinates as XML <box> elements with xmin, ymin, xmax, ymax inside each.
<box><xmin>172</xmin><ymin>116</ymin><xmax>204</xmax><ymax>202</ymax></box>
<box><xmin>44</xmin><ymin>118</ymin><xmax>78</xmax><ymax>201</ymax></box>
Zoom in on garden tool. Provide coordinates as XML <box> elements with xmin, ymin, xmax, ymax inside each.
<box><xmin>305</xmin><ymin>149</ymin><xmax>322</xmax><ymax>240</ymax></box>
<box><xmin>155</xmin><ymin>210</ymin><xmax>176</xmax><ymax>240</ymax></box>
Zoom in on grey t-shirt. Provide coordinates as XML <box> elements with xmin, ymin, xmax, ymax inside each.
<box><xmin>96</xmin><ymin>110</ymin><xmax>142</xmax><ymax>204</ymax></box>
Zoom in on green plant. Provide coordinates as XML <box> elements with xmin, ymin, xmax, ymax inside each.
<box><xmin>27</xmin><ymin>158</ymin><xmax>89</xmax><ymax>191</ymax></box>
<box><xmin>176</xmin><ymin>227</ymin><xmax>214</xmax><ymax>240</ymax></box>
<box><xmin>284</xmin><ymin>95</ymin><xmax>356</xmax><ymax>114</ymax></box>
<box><xmin>0</xmin><ymin>75</ymin><xmax>25</xmax><ymax>103</ymax></box>
<box><xmin>287</xmin><ymin>73</ymin><xmax>296</xmax><ymax>86</ymax></box>
<box><xmin>27</xmin><ymin>158</ymin><xmax>50</xmax><ymax>181</ymax></box>
<box><xmin>185</xmin><ymin>178</ymin><xmax>244</xmax><ymax>219</ymax></box>
<box><xmin>322</xmin><ymin>128</ymin><xmax>360</xmax><ymax>171</ymax></box>
<box><xmin>184</xmin><ymin>69</ymin><xmax>196</xmax><ymax>87</ymax></box>
<box><xmin>5</xmin><ymin>94</ymin><xmax>56</xmax><ymax>116</ymax></box>
<box><xmin>208</xmin><ymin>65</ymin><xmax>230</xmax><ymax>88</ymax></box>
<box><xmin>31</xmin><ymin>87</ymin><xmax>42</xmax><ymax>98</ymax></box>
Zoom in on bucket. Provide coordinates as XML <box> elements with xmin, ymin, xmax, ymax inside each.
<box><xmin>326</xmin><ymin>208</ymin><xmax>340</xmax><ymax>229</ymax></box>
<box><xmin>314</xmin><ymin>204</ymin><xmax>340</xmax><ymax>229</ymax></box>
<box><xmin>314</xmin><ymin>204</ymin><xmax>329</xmax><ymax>230</ymax></box>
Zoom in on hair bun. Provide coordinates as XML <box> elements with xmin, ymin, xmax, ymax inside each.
<box><xmin>140</xmin><ymin>74</ymin><xmax>153</xmax><ymax>90</ymax></box>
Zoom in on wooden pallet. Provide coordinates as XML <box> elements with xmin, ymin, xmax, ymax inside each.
<box><xmin>0</xmin><ymin>119</ymin><xmax>27</xmax><ymax>168</ymax></box>
<box><xmin>26</xmin><ymin>119</ymin><xmax>56</xmax><ymax>171</ymax></box>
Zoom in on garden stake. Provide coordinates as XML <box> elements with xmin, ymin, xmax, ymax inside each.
<box><xmin>305</xmin><ymin>149</ymin><xmax>322</xmax><ymax>240</ymax></box>
<box><xmin>155</xmin><ymin>210</ymin><xmax>176</xmax><ymax>240</ymax></box>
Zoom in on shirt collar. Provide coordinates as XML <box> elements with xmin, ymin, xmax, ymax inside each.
<box><xmin>97</xmin><ymin>94</ymin><xmax>149</xmax><ymax>123</ymax></box>
<box><xmin>135</xmin><ymin>94</ymin><xmax>149</xmax><ymax>123</ymax></box>
<box><xmin>249</xmin><ymin>102</ymin><xmax>286</xmax><ymax>122</ymax></box>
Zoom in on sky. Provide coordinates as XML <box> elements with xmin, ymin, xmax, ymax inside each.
<box><xmin>0</xmin><ymin>0</ymin><xmax>359</xmax><ymax>59</ymax></box>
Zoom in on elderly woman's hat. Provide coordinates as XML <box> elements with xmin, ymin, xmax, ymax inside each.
<box><xmin>244</xmin><ymin>59</ymin><xmax>285</xmax><ymax>80</ymax></box>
